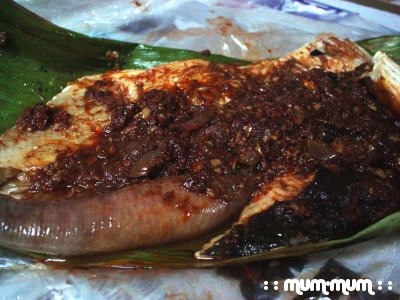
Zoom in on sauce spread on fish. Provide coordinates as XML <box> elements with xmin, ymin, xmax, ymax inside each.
<box><xmin>17</xmin><ymin>103</ymin><xmax>71</xmax><ymax>132</ymax></box>
<box><xmin>24</xmin><ymin>61</ymin><xmax>399</xmax><ymax>209</ymax></box>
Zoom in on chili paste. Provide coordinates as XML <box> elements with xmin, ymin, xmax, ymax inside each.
<box><xmin>26</xmin><ymin>62</ymin><xmax>399</xmax><ymax>201</ymax></box>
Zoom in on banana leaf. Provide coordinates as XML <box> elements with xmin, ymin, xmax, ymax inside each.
<box><xmin>0</xmin><ymin>0</ymin><xmax>399</xmax><ymax>268</ymax></box>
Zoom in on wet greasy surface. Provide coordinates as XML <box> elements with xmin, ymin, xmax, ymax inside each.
<box><xmin>20</xmin><ymin>60</ymin><xmax>400</xmax><ymax>253</ymax></box>
<box><xmin>17</xmin><ymin>103</ymin><xmax>71</xmax><ymax>132</ymax></box>
<box><xmin>25</xmin><ymin>61</ymin><xmax>400</xmax><ymax>196</ymax></box>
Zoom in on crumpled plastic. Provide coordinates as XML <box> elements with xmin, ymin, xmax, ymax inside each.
<box><xmin>16</xmin><ymin>0</ymin><xmax>398</xmax><ymax>60</ymax></box>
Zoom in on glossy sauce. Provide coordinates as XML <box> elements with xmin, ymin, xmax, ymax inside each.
<box><xmin>23</xmin><ymin>61</ymin><xmax>399</xmax><ymax>208</ymax></box>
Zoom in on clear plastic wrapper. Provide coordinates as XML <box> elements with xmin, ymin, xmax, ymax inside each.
<box><xmin>16</xmin><ymin>0</ymin><xmax>398</xmax><ymax>59</ymax></box>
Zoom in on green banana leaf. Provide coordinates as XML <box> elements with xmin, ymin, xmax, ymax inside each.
<box><xmin>1</xmin><ymin>0</ymin><xmax>400</xmax><ymax>268</ymax></box>
<box><xmin>357</xmin><ymin>35</ymin><xmax>400</xmax><ymax>59</ymax></box>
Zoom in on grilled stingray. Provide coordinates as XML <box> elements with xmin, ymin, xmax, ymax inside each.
<box><xmin>198</xmin><ymin>50</ymin><xmax>400</xmax><ymax>258</ymax></box>
<box><xmin>0</xmin><ymin>34</ymin><xmax>399</xmax><ymax>257</ymax></box>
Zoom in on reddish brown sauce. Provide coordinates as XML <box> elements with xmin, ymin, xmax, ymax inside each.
<box><xmin>133</xmin><ymin>0</ymin><xmax>142</xmax><ymax>7</ymax></box>
<box><xmin>17</xmin><ymin>103</ymin><xmax>71</xmax><ymax>132</ymax></box>
<box><xmin>25</xmin><ymin>61</ymin><xmax>399</xmax><ymax>208</ymax></box>
<box><xmin>201</xmin><ymin>49</ymin><xmax>212</xmax><ymax>56</ymax></box>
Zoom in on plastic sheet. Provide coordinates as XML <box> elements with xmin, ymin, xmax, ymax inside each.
<box><xmin>16</xmin><ymin>0</ymin><xmax>399</xmax><ymax>60</ymax></box>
